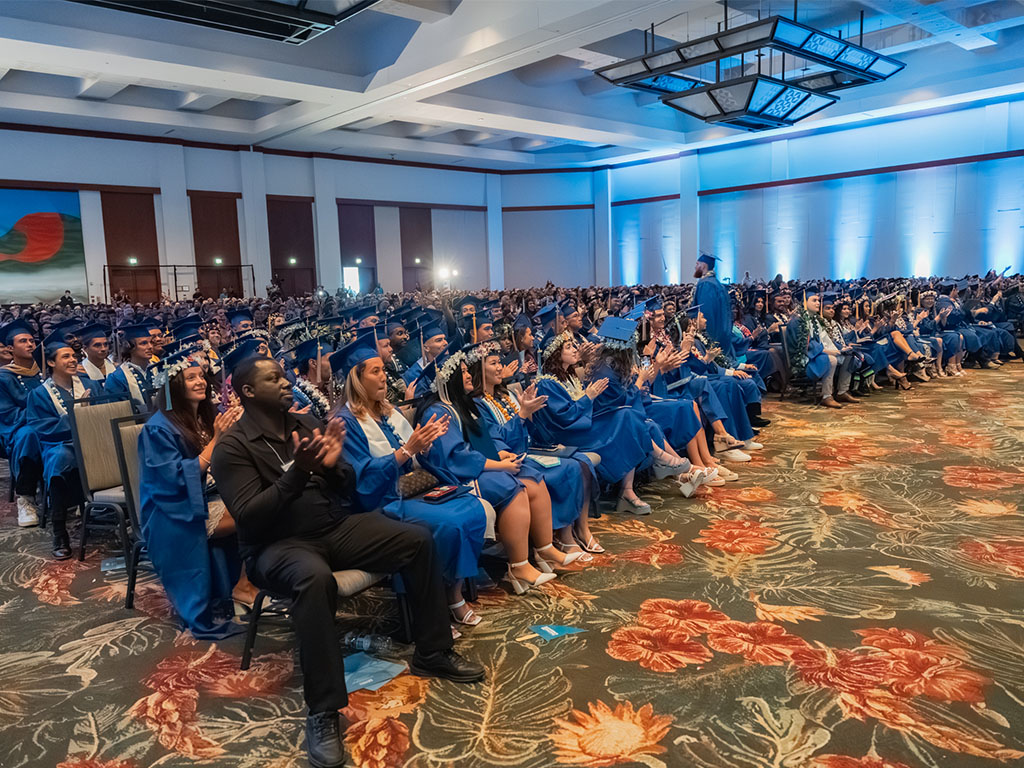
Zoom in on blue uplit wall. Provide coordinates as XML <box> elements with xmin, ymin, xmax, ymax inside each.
<box><xmin>699</xmin><ymin>157</ymin><xmax>1024</xmax><ymax>280</ymax></box>
<box><xmin>611</xmin><ymin>198</ymin><xmax>681</xmax><ymax>286</ymax></box>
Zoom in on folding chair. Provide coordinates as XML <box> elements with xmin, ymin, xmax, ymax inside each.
<box><xmin>69</xmin><ymin>398</ymin><xmax>134</xmax><ymax>560</ymax></box>
<box><xmin>110</xmin><ymin>413</ymin><xmax>150</xmax><ymax>609</ymax></box>
<box><xmin>241</xmin><ymin>572</ymin><xmax>413</xmax><ymax>670</ymax></box>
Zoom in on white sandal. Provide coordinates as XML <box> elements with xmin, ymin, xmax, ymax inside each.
<box><xmin>448</xmin><ymin>599</ymin><xmax>482</xmax><ymax>626</ymax></box>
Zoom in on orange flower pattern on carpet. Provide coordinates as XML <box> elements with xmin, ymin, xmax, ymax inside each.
<box><xmin>693</xmin><ymin>519</ymin><xmax>780</xmax><ymax>554</ymax></box>
<box><xmin>345</xmin><ymin>717</ymin><xmax>410</xmax><ymax>768</ymax></box>
<box><xmin>705</xmin><ymin>620</ymin><xmax>809</xmax><ymax>665</ymax></box>
<box><xmin>942</xmin><ymin>465</ymin><xmax>1024</xmax><ymax>490</ymax></box>
<box><xmin>959</xmin><ymin>538</ymin><xmax>1024</xmax><ymax>577</ymax></box>
<box><xmin>551</xmin><ymin>700</ymin><xmax>673</xmax><ymax>767</ymax></box>
<box><xmin>606</xmin><ymin>626</ymin><xmax>712</xmax><ymax>672</ymax></box>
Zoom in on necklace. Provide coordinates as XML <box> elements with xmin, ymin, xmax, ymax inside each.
<box><xmin>484</xmin><ymin>392</ymin><xmax>517</xmax><ymax>422</ymax></box>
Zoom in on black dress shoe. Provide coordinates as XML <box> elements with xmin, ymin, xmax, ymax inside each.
<box><xmin>305</xmin><ymin>711</ymin><xmax>346</xmax><ymax>768</ymax></box>
<box><xmin>411</xmin><ymin>649</ymin><xmax>485</xmax><ymax>683</ymax></box>
<box><xmin>52</xmin><ymin>528</ymin><xmax>71</xmax><ymax>561</ymax></box>
<box><xmin>750</xmin><ymin>416</ymin><xmax>772</xmax><ymax>427</ymax></box>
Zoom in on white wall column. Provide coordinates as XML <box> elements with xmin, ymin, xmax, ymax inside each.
<box><xmin>593</xmin><ymin>168</ymin><xmax>612</xmax><ymax>287</ymax></box>
<box><xmin>239</xmin><ymin>150</ymin><xmax>271</xmax><ymax>298</ymax></box>
<box><xmin>78</xmin><ymin>190</ymin><xmax>107</xmax><ymax>303</ymax></box>
<box><xmin>156</xmin><ymin>143</ymin><xmax>194</xmax><ymax>299</ymax></box>
<box><xmin>678</xmin><ymin>154</ymin><xmax>700</xmax><ymax>281</ymax></box>
<box><xmin>374</xmin><ymin>206</ymin><xmax>404</xmax><ymax>293</ymax></box>
<box><xmin>484</xmin><ymin>173</ymin><xmax>504</xmax><ymax>290</ymax></box>
<box><xmin>312</xmin><ymin>157</ymin><xmax>343</xmax><ymax>292</ymax></box>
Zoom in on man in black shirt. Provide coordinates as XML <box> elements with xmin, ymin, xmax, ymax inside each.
<box><xmin>211</xmin><ymin>356</ymin><xmax>484</xmax><ymax>768</ymax></box>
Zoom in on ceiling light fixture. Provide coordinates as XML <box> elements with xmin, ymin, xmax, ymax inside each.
<box><xmin>595</xmin><ymin>12</ymin><xmax>904</xmax><ymax>131</ymax></box>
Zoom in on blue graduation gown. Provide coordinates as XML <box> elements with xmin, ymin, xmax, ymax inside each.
<box><xmin>684</xmin><ymin>340</ymin><xmax>754</xmax><ymax>441</ymax></box>
<box><xmin>476</xmin><ymin>396</ymin><xmax>595</xmax><ymax>529</ymax></box>
<box><xmin>529</xmin><ymin>376</ymin><xmax>653</xmax><ymax>484</ymax></box>
<box><xmin>416</xmin><ymin>402</ymin><xmax>523</xmax><ymax>512</ymax></box>
<box><xmin>105</xmin><ymin>362</ymin><xmax>153</xmax><ymax>411</ymax></box>
<box><xmin>138</xmin><ymin>410</ymin><xmax>243</xmax><ymax>639</ymax></box>
<box><xmin>25</xmin><ymin>376</ymin><xmax>105</xmax><ymax>487</ymax></box>
<box><xmin>0</xmin><ymin>367</ymin><xmax>43</xmax><ymax>486</ymax></box>
<box><xmin>338</xmin><ymin>406</ymin><xmax>487</xmax><ymax>583</ymax></box>
<box><xmin>693</xmin><ymin>273</ymin><xmax>733</xmax><ymax>353</ymax></box>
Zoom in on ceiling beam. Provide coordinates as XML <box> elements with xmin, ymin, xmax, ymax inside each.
<box><xmin>373</xmin><ymin>0</ymin><xmax>457</xmax><ymax>24</ymax></box>
<box><xmin>176</xmin><ymin>92</ymin><xmax>233</xmax><ymax>112</ymax></box>
<box><xmin>316</xmin><ymin>129</ymin><xmax>536</xmax><ymax>164</ymax></box>
<box><xmin>858</xmin><ymin>0</ymin><xmax>996</xmax><ymax>50</ymax></box>
<box><xmin>76</xmin><ymin>77</ymin><xmax>129</xmax><ymax>100</ymax></box>
<box><xmin>396</xmin><ymin>94</ymin><xmax>684</xmax><ymax>150</ymax></box>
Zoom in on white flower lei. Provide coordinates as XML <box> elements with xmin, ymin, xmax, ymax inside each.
<box><xmin>151</xmin><ymin>342</ymin><xmax>211</xmax><ymax>389</ymax></box>
<box><xmin>464</xmin><ymin>341</ymin><xmax>500</xmax><ymax>365</ymax></box>
<box><xmin>535</xmin><ymin>373</ymin><xmax>585</xmax><ymax>400</ymax></box>
<box><xmin>432</xmin><ymin>350</ymin><xmax>466</xmax><ymax>393</ymax></box>
<box><xmin>541</xmin><ymin>330</ymin><xmax>574</xmax><ymax>362</ymax></box>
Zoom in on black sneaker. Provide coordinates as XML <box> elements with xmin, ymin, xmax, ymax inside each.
<box><xmin>410</xmin><ymin>649</ymin><xmax>485</xmax><ymax>683</ymax></box>
<box><xmin>305</xmin><ymin>711</ymin><xmax>346</xmax><ymax>768</ymax></box>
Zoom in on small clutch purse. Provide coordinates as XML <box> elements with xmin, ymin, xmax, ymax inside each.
<box><xmin>398</xmin><ymin>468</ymin><xmax>439</xmax><ymax>499</ymax></box>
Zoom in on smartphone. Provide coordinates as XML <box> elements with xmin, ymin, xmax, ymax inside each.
<box><xmin>424</xmin><ymin>485</ymin><xmax>458</xmax><ymax>501</ymax></box>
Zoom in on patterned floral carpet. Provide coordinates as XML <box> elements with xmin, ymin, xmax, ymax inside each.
<box><xmin>3</xmin><ymin>367</ymin><xmax>1024</xmax><ymax>768</ymax></box>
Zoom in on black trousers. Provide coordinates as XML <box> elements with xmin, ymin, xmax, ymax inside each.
<box><xmin>247</xmin><ymin>512</ymin><xmax>453</xmax><ymax>713</ymax></box>
<box><xmin>14</xmin><ymin>455</ymin><xmax>42</xmax><ymax>496</ymax></box>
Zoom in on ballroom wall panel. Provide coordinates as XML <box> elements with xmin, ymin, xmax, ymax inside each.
<box><xmin>611</xmin><ymin>198</ymin><xmax>683</xmax><ymax>287</ymax></box>
<box><xmin>502</xmin><ymin>209</ymin><xmax>595</xmax><ymax>288</ymax></box>
<box><xmin>698</xmin><ymin>156</ymin><xmax>1024</xmax><ymax>280</ymax></box>
<box><xmin>432</xmin><ymin>208</ymin><xmax>489</xmax><ymax>291</ymax></box>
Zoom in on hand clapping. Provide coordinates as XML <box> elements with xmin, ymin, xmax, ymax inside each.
<box><xmin>405</xmin><ymin>413</ymin><xmax>450</xmax><ymax>455</ymax></box>
<box><xmin>518</xmin><ymin>384</ymin><xmax>548</xmax><ymax>419</ymax></box>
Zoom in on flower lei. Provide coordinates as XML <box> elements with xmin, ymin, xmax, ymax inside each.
<box><xmin>541</xmin><ymin>330</ymin><xmax>573</xmax><ymax>362</ymax></box>
<box><xmin>465</xmin><ymin>341</ymin><xmax>500</xmax><ymax>365</ymax></box>
<box><xmin>432</xmin><ymin>351</ymin><xmax>465</xmax><ymax>393</ymax></box>
<box><xmin>791</xmin><ymin>310</ymin><xmax>818</xmax><ymax>376</ymax></box>
<box><xmin>484</xmin><ymin>392</ymin><xmax>518</xmax><ymax>422</ymax></box>
<box><xmin>150</xmin><ymin>342</ymin><xmax>211</xmax><ymax>389</ymax></box>
<box><xmin>535</xmin><ymin>373</ymin><xmax>585</xmax><ymax>400</ymax></box>
<box><xmin>600</xmin><ymin>330</ymin><xmax>638</xmax><ymax>352</ymax></box>
<box><xmin>696</xmin><ymin>331</ymin><xmax>729</xmax><ymax>368</ymax></box>
<box><xmin>294</xmin><ymin>377</ymin><xmax>331</xmax><ymax>421</ymax></box>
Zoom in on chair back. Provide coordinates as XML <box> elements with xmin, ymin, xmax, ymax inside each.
<box><xmin>111</xmin><ymin>414</ymin><xmax>149</xmax><ymax>533</ymax></box>
<box><xmin>70</xmin><ymin>398</ymin><xmax>134</xmax><ymax>497</ymax></box>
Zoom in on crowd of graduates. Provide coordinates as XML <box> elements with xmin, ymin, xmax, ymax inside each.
<box><xmin>2</xmin><ymin>258</ymin><xmax>1021</xmax><ymax>768</ymax></box>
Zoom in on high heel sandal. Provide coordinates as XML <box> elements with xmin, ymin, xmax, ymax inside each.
<box><xmin>555</xmin><ymin>539</ymin><xmax>594</xmax><ymax>562</ymax></box>
<box><xmin>535</xmin><ymin>543</ymin><xmax>583</xmax><ymax>573</ymax></box>
<box><xmin>448</xmin><ymin>599</ymin><xmax>482</xmax><ymax>626</ymax></box>
<box><xmin>503</xmin><ymin>560</ymin><xmax>557</xmax><ymax>595</ymax></box>
<box><xmin>572</xmin><ymin>531</ymin><xmax>606</xmax><ymax>554</ymax></box>
<box><xmin>652</xmin><ymin>455</ymin><xmax>687</xmax><ymax>479</ymax></box>
<box><xmin>616</xmin><ymin>495</ymin><xmax>651</xmax><ymax>515</ymax></box>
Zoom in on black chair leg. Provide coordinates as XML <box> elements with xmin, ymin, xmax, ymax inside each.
<box><xmin>125</xmin><ymin>542</ymin><xmax>143</xmax><ymax>610</ymax></box>
<box><xmin>78</xmin><ymin>504</ymin><xmax>90</xmax><ymax>561</ymax></box>
<box><xmin>395</xmin><ymin>593</ymin><xmax>414</xmax><ymax>645</ymax></box>
<box><xmin>241</xmin><ymin>591</ymin><xmax>269</xmax><ymax>670</ymax></box>
<box><xmin>39</xmin><ymin>484</ymin><xmax>48</xmax><ymax>529</ymax></box>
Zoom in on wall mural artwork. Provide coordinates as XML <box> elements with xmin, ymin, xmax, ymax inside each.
<box><xmin>0</xmin><ymin>188</ymin><xmax>88</xmax><ymax>304</ymax></box>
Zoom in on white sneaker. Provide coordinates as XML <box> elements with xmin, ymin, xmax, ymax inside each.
<box><xmin>718</xmin><ymin>448</ymin><xmax>752</xmax><ymax>462</ymax></box>
<box><xmin>16</xmin><ymin>496</ymin><xmax>39</xmax><ymax>528</ymax></box>
<box><xmin>743</xmin><ymin>440</ymin><xmax>763</xmax><ymax>450</ymax></box>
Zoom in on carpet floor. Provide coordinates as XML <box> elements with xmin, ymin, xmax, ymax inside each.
<box><xmin>2</xmin><ymin>367</ymin><xmax>1024</xmax><ymax>768</ymax></box>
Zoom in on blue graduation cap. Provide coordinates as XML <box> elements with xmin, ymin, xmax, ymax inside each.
<box><xmin>625</xmin><ymin>296</ymin><xmax>662</xmax><ymax>320</ymax></box>
<box><xmin>329</xmin><ymin>335</ymin><xmax>379</xmax><ymax>380</ymax></box>
<box><xmin>221</xmin><ymin>338</ymin><xmax>267</xmax><ymax>376</ymax></box>
<box><xmin>0</xmin><ymin>318</ymin><xmax>36</xmax><ymax>346</ymax></box>
<box><xmin>75</xmin><ymin>323</ymin><xmax>110</xmax><ymax>345</ymax></box>
<box><xmin>453</xmin><ymin>295</ymin><xmax>481</xmax><ymax>314</ymax></box>
<box><xmin>512</xmin><ymin>312</ymin><xmax>532</xmax><ymax>332</ymax></box>
<box><xmin>172</xmin><ymin>313</ymin><xmax>204</xmax><ymax>332</ymax></box>
<box><xmin>595</xmin><ymin>316</ymin><xmax>637</xmax><ymax>349</ymax></box>
<box><xmin>118</xmin><ymin>322</ymin><xmax>155</xmax><ymax>342</ymax></box>
<box><xmin>164</xmin><ymin>333</ymin><xmax>204</xmax><ymax>355</ymax></box>
<box><xmin>821</xmin><ymin>292</ymin><xmax>839</xmax><ymax>305</ymax></box>
<box><xmin>558</xmin><ymin>300</ymin><xmax>578</xmax><ymax>318</ymax></box>
<box><xmin>50</xmin><ymin>318</ymin><xmax>81</xmax><ymax>340</ymax></box>
<box><xmin>534</xmin><ymin>302</ymin><xmax>559</xmax><ymax>331</ymax></box>
<box><xmin>288</xmin><ymin>336</ymin><xmax>334</xmax><ymax>369</ymax></box>
<box><xmin>41</xmin><ymin>329</ymin><xmax>74</xmax><ymax>361</ymax></box>
<box><xmin>697</xmin><ymin>252</ymin><xmax>720</xmax><ymax>268</ymax></box>
<box><xmin>227</xmin><ymin>308</ymin><xmax>253</xmax><ymax>328</ymax></box>
<box><xmin>792</xmin><ymin>286</ymin><xmax>819</xmax><ymax>303</ymax></box>
<box><xmin>684</xmin><ymin>303</ymin><xmax>704</xmax><ymax>319</ymax></box>
<box><xmin>955</xmin><ymin>279</ymin><xmax>969</xmax><ymax>292</ymax></box>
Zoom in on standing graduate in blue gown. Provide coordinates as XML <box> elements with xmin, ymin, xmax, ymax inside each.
<box><xmin>0</xmin><ymin>319</ymin><xmax>44</xmax><ymax>527</ymax></box>
<box><xmin>692</xmin><ymin>253</ymin><xmax>735</xmax><ymax>356</ymax></box>
<box><xmin>105</xmin><ymin>322</ymin><xmax>156</xmax><ymax>411</ymax></box>
<box><xmin>467</xmin><ymin>341</ymin><xmax>605</xmax><ymax>558</ymax></box>
<box><xmin>138</xmin><ymin>348</ymin><xmax>250</xmax><ymax>639</ymax></box>
<box><xmin>25</xmin><ymin>333</ymin><xmax>105</xmax><ymax>559</ymax></box>
<box><xmin>333</xmin><ymin>337</ymin><xmax>490</xmax><ymax>625</ymax></box>
<box><xmin>413</xmin><ymin>350</ymin><xmax>580</xmax><ymax>595</ymax></box>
